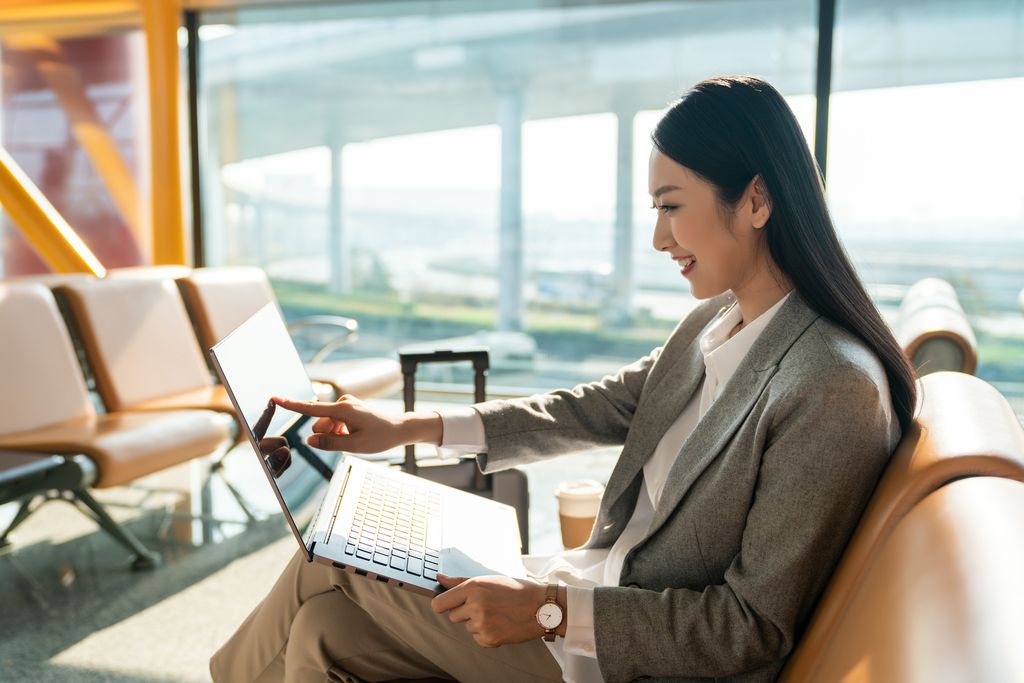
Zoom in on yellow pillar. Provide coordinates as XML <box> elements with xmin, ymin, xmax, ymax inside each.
<box><xmin>0</xmin><ymin>145</ymin><xmax>106</xmax><ymax>276</ymax></box>
<box><xmin>142</xmin><ymin>0</ymin><xmax>186</xmax><ymax>266</ymax></box>
<box><xmin>6</xmin><ymin>34</ymin><xmax>146</xmax><ymax>256</ymax></box>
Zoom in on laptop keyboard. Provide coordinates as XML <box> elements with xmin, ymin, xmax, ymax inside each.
<box><xmin>344</xmin><ymin>471</ymin><xmax>443</xmax><ymax>581</ymax></box>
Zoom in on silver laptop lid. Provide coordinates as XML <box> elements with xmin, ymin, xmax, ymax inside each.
<box><xmin>209</xmin><ymin>303</ymin><xmax>341</xmax><ymax>559</ymax></box>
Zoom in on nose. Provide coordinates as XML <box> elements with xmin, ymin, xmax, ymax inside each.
<box><xmin>652</xmin><ymin>213</ymin><xmax>675</xmax><ymax>252</ymax></box>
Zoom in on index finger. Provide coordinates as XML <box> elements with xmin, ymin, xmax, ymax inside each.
<box><xmin>273</xmin><ymin>396</ymin><xmax>341</xmax><ymax>418</ymax></box>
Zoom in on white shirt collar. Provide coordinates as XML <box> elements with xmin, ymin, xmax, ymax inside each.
<box><xmin>700</xmin><ymin>292</ymin><xmax>792</xmax><ymax>403</ymax></box>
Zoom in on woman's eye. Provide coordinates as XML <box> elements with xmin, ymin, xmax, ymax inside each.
<box><xmin>651</xmin><ymin>203</ymin><xmax>676</xmax><ymax>214</ymax></box>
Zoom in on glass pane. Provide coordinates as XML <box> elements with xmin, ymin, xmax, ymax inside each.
<box><xmin>199</xmin><ymin>0</ymin><xmax>817</xmax><ymax>391</ymax></box>
<box><xmin>0</xmin><ymin>30</ymin><xmax>151</xmax><ymax>276</ymax></box>
<box><xmin>831</xmin><ymin>0</ymin><xmax>1024</xmax><ymax>393</ymax></box>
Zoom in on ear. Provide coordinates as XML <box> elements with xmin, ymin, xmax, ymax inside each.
<box><xmin>746</xmin><ymin>175</ymin><xmax>771</xmax><ymax>229</ymax></box>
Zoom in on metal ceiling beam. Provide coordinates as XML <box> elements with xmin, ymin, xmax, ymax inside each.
<box><xmin>0</xmin><ymin>145</ymin><xmax>106</xmax><ymax>276</ymax></box>
<box><xmin>0</xmin><ymin>0</ymin><xmax>139</xmax><ymax>39</ymax></box>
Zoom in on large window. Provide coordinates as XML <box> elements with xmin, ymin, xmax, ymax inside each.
<box><xmin>0</xmin><ymin>31</ymin><xmax>151</xmax><ymax>276</ymax></box>
<box><xmin>198</xmin><ymin>0</ymin><xmax>818</xmax><ymax>391</ymax></box>
<box><xmin>829</xmin><ymin>0</ymin><xmax>1024</xmax><ymax>395</ymax></box>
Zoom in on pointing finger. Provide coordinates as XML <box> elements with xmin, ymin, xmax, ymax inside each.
<box><xmin>273</xmin><ymin>397</ymin><xmax>342</xmax><ymax>418</ymax></box>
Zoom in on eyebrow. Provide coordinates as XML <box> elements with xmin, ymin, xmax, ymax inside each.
<box><xmin>652</xmin><ymin>185</ymin><xmax>682</xmax><ymax>198</ymax></box>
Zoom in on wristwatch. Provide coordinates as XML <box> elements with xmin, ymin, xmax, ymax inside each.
<box><xmin>535</xmin><ymin>583</ymin><xmax>564</xmax><ymax>642</ymax></box>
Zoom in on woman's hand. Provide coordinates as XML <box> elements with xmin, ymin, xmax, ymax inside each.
<box><xmin>272</xmin><ymin>395</ymin><xmax>442</xmax><ymax>453</ymax></box>
<box><xmin>431</xmin><ymin>574</ymin><xmax>562</xmax><ymax>648</ymax></box>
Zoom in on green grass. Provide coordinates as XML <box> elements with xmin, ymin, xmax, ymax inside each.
<box><xmin>273</xmin><ymin>282</ymin><xmax>673</xmax><ymax>354</ymax></box>
<box><xmin>274</xmin><ymin>281</ymin><xmax>1024</xmax><ymax>381</ymax></box>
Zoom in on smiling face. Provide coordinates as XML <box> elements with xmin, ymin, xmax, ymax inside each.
<box><xmin>648</xmin><ymin>148</ymin><xmax>773</xmax><ymax>304</ymax></box>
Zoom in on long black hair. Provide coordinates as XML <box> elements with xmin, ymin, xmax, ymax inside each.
<box><xmin>652</xmin><ymin>76</ymin><xmax>917</xmax><ymax>432</ymax></box>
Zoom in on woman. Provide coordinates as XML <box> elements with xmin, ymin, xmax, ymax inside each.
<box><xmin>211</xmin><ymin>76</ymin><xmax>915</xmax><ymax>683</ymax></box>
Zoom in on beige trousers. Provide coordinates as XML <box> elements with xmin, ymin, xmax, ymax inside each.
<box><xmin>210</xmin><ymin>549</ymin><xmax>564</xmax><ymax>683</ymax></box>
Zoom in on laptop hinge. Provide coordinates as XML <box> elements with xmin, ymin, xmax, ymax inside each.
<box><xmin>324</xmin><ymin>463</ymin><xmax>353</xmax><ymax>546</ymax></box>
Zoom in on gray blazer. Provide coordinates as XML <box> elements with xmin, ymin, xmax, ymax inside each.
<box><xmin>476</xmin><ymin>291</ymin><xmax>901</xmax><ymax>683</ymax></box>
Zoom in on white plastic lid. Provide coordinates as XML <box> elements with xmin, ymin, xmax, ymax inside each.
<box><xmin>555</xmin><ymin>480</ymin><xmax>604</xmax><ymax>517</ymax></box>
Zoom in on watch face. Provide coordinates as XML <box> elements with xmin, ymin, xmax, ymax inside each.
<box><xmin>537</xmin><ymin>602</ymin><xmax>563</xmax><ymax>629</ymax></box>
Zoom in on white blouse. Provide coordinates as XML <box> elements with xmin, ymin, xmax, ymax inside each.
<box><xmin>435</xmin><ymin>293</ymin><xmax>791</xmax><ymax>683</ymax></box>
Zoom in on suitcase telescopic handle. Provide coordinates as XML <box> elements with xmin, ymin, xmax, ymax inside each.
<box><xmin>399</xmin><ymin>349</ymin><xmax>489</xmax><ymax>488</ymax></box>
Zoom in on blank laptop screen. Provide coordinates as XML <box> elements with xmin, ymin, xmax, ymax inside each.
<box><xmin>211</xmin><ymin>304</ymin><xmax>342</xmax><ymax>543</ymax></box>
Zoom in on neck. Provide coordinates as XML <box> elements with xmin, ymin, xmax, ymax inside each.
<box><xmin>731</xmin><ymin>259</ymin><xmax>793</xmax><ymax>331</ymax></box>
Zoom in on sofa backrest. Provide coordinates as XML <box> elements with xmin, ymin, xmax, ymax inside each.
<box><xmin>780</xmin><ymin>371</ymin><xmax>1024</xmax><ymax>682</ymax></box>
<box><xmin>809</xmin><ymin>476</ymin><xmax>1024</xmax><ymax>682</ymax></box>
<box><xmin>0</xmin><ymin>282</ymin><xmax>95</xmax><ymax>436</ymax></box>
<box><xmin>176</xmin><ymin>266</ymin><xmax>281</xmax><ymax>351</ymax></box>
<box><xmin>57</xmin><ymin>278</ymin><xmax>213</xmax><ymax>412</ymax></box>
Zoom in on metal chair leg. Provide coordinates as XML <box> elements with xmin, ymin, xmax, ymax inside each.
<box><xmin>0</xmin><ymin>497</ymin><xmax>38</xmax><ymax>550</ymax></box>
<box><xmin>52</xmin><ymin>456</ymin><xmax>162</xmax><ymax>570</ymax></box>
<box><xmin>70</xmin><ymin>487</ymin><xmax>161</xmax><ymax>570</ymax></box>
<box><xmin>207</xmin><ymin>459</ymin><xmax>260</xmax><ymax>523</ymax></box>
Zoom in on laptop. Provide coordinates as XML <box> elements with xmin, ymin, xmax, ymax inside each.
<box><xmin>209</xmin><ymin>303</ymin><xmax>527</xmax><ymax>597</ymax></box>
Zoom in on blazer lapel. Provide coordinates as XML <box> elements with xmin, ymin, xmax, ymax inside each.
<box><xmin>600</xmin><ymin>310</ymin><xmax>721</xmax><ymax>509</ymax></box>
<box><xmin>644</xmin><ymin>293</ymin><xmax>821</xmax><ymax>537</ymax></box>
<box><xmin>644</xmin><ymin>366</ymin><xmax>777</xmax><ymax>536</ymax></box>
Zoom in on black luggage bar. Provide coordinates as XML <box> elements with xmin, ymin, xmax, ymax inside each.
<box><xmin>399</xmin><ymin>348</ymin><xmax>489</xmax><ymax>491</ymax></box>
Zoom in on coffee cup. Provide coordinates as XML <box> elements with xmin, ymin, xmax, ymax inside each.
<box><xmin>555</xmin><ymin>480</ymin><xmax>604</xmax><ymax>549</ymax></box>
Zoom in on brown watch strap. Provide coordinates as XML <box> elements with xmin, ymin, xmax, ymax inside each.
<box><xmin>541</xmin><ymin>583</ymin><xmax>560</xmax><ymax>642</ymax></box>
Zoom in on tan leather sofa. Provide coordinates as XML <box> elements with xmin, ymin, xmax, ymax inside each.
<box><xmin>57</xmin><ymin>277</ymin><xmax>241</xmax><ymax>426</ymax></box>
<box><xmin>0</xmin><ymin>283</ymin><xmax>233</xmax><ymax>489</ymax></box>
<box><xmin>796</xmin><ymin>475</ymin><xmax>1024</xmax><ymax>682</ymax></box>
<box><xmin>0</xmin><ymin>282</ymin><xmax>234</xmax><ymax>568</ymax></box>
<box><xmin>780</xmin><ymin>371</ymin><xmax>1024</xmax><ymax>683</ymax></box>
<box><xmin>0</xmin><ymin>268</ymin><xmax>401</xmax><ymax>568</ymax></box>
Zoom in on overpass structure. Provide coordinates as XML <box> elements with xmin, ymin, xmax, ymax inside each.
<box><xmin>199</xmin><ymin>0</ymin><xmax>817</xmax><ymax>329</ymax></box>
<box><xmin>1</xmin><ymin>0</ymin><xmax>1020</xmax><ymax>326</ymax></box>
<box><xmin>197</xmin><ymin>0</ymin><xmax>1023</xmax><ymax>330</ymax></box>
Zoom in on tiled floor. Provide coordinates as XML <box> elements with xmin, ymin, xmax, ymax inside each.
<box><xmin>0</xmin><ymin>396</ymin><xmax>621</xmax><ymax>682</ymax></box>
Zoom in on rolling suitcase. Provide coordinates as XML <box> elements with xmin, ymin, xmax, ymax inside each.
<box><xmin>399</xmin><ymin>348</ymin><xmax>530</xmax><ymax>553</ymax></box>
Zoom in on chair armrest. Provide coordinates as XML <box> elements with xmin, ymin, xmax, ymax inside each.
<box><xmin>896</xmin><ymin>278</ymin><xmax>977</xmax><ymax>375</ymax></box>
<box><xmin>286</xmin><ymin>315</ymin><xmax>359</xmax><ymax>363</ymax></box>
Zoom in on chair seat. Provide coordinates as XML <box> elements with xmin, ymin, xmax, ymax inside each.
<box><xmin>306</xmin><ymin>357</ymin><xmax>403</xmax><ymax>400</ymax></box>
<box><xmin>129</xmin><ymin>384</ymin><xmax>244</xmax><ymax>443</ymax></box>
<box><xmin>0</xmin><ymin>410</ymin><xmax>232</xmax><ymax>488</ymax></box>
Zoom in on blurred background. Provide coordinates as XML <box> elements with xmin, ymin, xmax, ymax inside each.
<box><xmin>3</xmin><ymin>0</ymin><xmax>1022</xmax><ymax>401</ymax></box>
